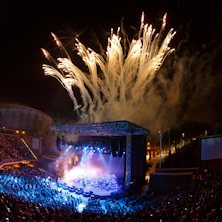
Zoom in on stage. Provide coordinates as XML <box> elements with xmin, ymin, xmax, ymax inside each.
<box><xmin>49</xmin><ymin>121</ymin><xmax>149</xmax><ymax>192</ymax></box>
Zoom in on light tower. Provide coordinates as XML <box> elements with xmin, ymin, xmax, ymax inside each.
<box><xmin>158</xmin><ymin>130</ymin><xmax>163</xmax><ymax>168</ymax></box>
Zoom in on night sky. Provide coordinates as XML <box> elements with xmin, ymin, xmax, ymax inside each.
<box><xmin>1</xmin><ymin>0</ymin><xmax>222</xmax><ymax>128</ymax></box>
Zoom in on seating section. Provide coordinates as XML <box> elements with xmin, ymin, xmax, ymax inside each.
<box><xmin>0</xmin><ymin>133</ymin><xmax>34</xmax><ymax>165</ymax></box>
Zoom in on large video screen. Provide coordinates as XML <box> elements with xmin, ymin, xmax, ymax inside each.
<box><xmin>201</xmin><ymin>136</ymin><xmax>222</xmax><ymax>160</ymax></box>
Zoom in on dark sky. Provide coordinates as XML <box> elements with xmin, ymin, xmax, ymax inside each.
<box><xmin>1</xmin><ymin>0</ymin><xmax>222</xmax><ymax>126</ymax></box>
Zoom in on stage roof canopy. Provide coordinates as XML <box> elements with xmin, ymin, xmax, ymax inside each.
<box><xmin>52</xmin><ymin>120</ymin><xmax>149</xmax><ymax>136</ymax></box>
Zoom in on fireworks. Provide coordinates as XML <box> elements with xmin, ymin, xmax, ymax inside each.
<box><xmin>42</xmin><ymin>13</ymin><xmax>176</xmax><ymax>125</ymax></box>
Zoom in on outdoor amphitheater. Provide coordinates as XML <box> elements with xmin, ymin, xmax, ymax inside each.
<box><xmin>0</xmin><ymin>102</ymin><xmax>222</xmax><ymax>222</ymax></box>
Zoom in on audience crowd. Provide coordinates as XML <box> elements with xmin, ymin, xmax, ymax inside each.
<box><xmin>0</xmin><ymin>165</ymin><xmax>221</xmax><ymax>221</ymax></box>
<box><xmin>0</xmin><ymin>133</ymin><xmax>34</xmax><ymax>165</ymax></box>
<box><xmin>0</xmin><ymin>132</ymin><xmax>222</xmax><ymax>221</ymax></box>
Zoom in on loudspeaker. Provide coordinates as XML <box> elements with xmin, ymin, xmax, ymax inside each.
<box><xmin>118</xmin><ymin>144</ymin><xmax>123</xmax><ymax>157</ymax></box>
<box><xmin>62</xmin><ymin>135</ymin><xmax>65</xmax><ymax>145</ymax></box>
<box><xmin>56</xmin><ymin>136</ymin><xmax>61</xmax><ymax>151</ymax></box>
<box><xmin>118</xmin><ymin>137</ymin><xmax>126</xmax><ymax>157</ymax></box>
<box><xmin>111</xmin><ymin>139</ymin><xmax>118</xmax><ymax>157</ymax></box>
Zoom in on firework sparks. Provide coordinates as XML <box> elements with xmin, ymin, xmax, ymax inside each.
<box><xmin>42</xmin><ymin>13</ymin><xmax>176</xmax><ymax>124</ymax></box>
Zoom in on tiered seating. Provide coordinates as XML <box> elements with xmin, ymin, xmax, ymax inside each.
<box><xmin>0</xmin><ymin>133</ymin><xmax>34</xmax><ymax>165</ymax></box>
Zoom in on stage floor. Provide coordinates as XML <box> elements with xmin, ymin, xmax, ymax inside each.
<box><xmin>52</xmin><ymin>179</ymin><xmax>123</xmax><ymax>197</ymax></box>
<box><xmin>60</xmin><ymin>177</ymin><xmax>123</xmax><ymax>197</ymax></box>
<box><xmin>50</xmin><ymin>179</ymin><xmax>123</xmax><ymax>213</ymax></box>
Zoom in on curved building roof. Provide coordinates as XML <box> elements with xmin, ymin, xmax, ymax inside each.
<box><xmin>0</xmin><ymin>101</ymin><xmax>54</xmax><ymax>134</ymax></box>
